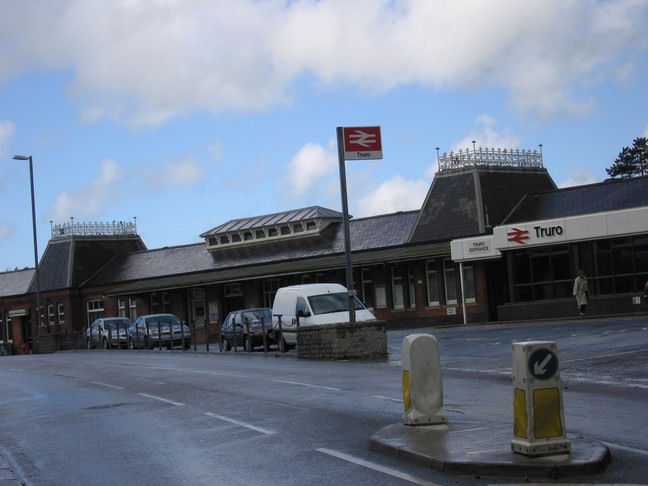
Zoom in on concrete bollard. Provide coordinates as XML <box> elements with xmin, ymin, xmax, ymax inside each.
<box><xmin>401</xmin><ymin>334</ymin><xmax>447</xmax><ymax>426</ymax></box>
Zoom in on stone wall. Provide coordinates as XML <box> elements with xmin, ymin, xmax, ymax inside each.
<box><xmin>296</xmin><ymin>321</ymin><xmax>387</xmax><ymax>360</ymax></box>
<box><xmin>38</xmin><ymin>332</ymin><xmax>86</xmax><ymax>354</ymax></box>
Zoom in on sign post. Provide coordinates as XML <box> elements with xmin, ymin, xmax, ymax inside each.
<box><xmin>337</xmin><ymin>126</ymin><xmax>382</xmax><ymax>322</ymax></box>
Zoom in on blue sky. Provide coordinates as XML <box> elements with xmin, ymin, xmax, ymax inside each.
<box><xmin>1</xmin><ymin>0</ymin><xmax>647</xmax><ymax>272</ymax></box>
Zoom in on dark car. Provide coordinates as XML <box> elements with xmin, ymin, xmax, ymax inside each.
<box><xmin>221</xmin><ymin>308</ymin><xmax>273</xmax><ymax>352</ymax></box>
<box><xmin>86</xmin><ymin>317</ymin><xmax>131</xmax><ymax>349</ymax></box>
<box><xmin>128</xmin><ymin>313</ymin><xmax>191</xmax><ymax>350</ymax></box>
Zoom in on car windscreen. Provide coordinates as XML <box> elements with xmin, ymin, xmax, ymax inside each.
<box><xmin>308</xmin><ymin>292</ymin><xmax>365</xmax><ymax>315</ymax></box>
<box><xmin>242</xmin><ymin>309</ymin><xmax>271</xmax><ymax>323</ymax></box>
<box><xmin>105</xmin><ymin>320</ymin><xmax>130</xmax><ymax>329</ymax></box>
<box><xmin>146</xmin><ymin>316</ymin><xmax>180</xmax><ymax>326</ymax></box>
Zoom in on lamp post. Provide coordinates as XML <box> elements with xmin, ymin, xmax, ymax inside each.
<box><xmin>13</xmin><ymin>155</ymin><xmax>41</xmax><ymax>340</ymax></box>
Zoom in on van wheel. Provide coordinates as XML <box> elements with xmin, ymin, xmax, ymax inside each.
<box><xmin>222</xmin><ymin>337</ymin><xmax>230</xmax><ymax>351</ymax></box>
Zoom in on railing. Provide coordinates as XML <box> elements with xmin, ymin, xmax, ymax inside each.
<box><xmin>438</xmin><ymin>147</ymin><xmax>543</xmax><ymax>172</ymax></box>
<box><xmin>51</xmin><ymin>220</ymin><xmax>137</xmax><ymax>239</ymax></box>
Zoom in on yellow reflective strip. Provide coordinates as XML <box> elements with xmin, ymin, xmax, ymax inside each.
<box><xmin>533</xmin><ymin>388</ymin><xmax>563</xmax><ymax>438</ymax></box>
<box><xmin>513</xmin><ymin>388</ymin><xmax>527</xmax><ymax>438</ymax></box>
<box><xmin>402</xmin><ymin>370</ymin><xmax>411</xmax><ymax>412</ymax></box>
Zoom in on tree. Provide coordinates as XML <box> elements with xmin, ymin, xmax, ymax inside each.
<box><xmin>606</xmin><ymin>137</ymin><xmax>648</xmax><ymax>179</ymax></box>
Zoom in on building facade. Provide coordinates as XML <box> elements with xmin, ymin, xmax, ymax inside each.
<box><xmin>2</xmin><ymin>148</ymin><xmax>647</xmax><ymax>355</ymax></box>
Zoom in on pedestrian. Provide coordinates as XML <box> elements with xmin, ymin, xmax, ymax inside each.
<box><xmin>573</xmin><ymin>269</ymin><xmax>589</xmax><ymax>316</ymax></box>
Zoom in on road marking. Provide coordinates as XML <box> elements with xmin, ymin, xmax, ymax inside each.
<box><xmin>205</xmin><ymin>412</ymin><xmax>275</xmax><ymax>435</ymax></box>
<box><xmin>317</xmin><ymin>448</ymin><xmax>441</xmax><ymax>486</ymax></box>
<box><xmin>138</xmin><ymin>393</ymin><xmax>185</xmax><ymax>406</ymax></box>
<box><xmin>191</xmin><ymin>370</ymin><xmax>244</xmax><ymax>377</ymax></box>
<box><xmin>90</xmin><ymin>381</ymin><xmax>124</xmax><ymax>390</ymax></box>
<box><xmin>374</xmin><ymin>395</ymin><xmax>402</xmax><ymax>403</ymax></box>
<box><xmin>273</xmin><ymin>379</ymin><xmax>341</xmax><ymax>391</ymax></box>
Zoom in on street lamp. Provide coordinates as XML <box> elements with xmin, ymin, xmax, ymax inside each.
<box><xmin>13</xmin><ymin>155</ymin><xmax>41</xmax><ymax>339</ymax></box>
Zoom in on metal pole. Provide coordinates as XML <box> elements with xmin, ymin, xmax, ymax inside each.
<box><xmin>336</xmin><ymin>127</ymin><xmax>356</xmax><ymax>323</ymax></box>
<box><xmin>459</xmin><ymin>261</ymin><xmax>467</xmax><ymax>325</ymax></box>
<box><xmin>14</xmin><ymin>155</ymin><xmax>41</xmax><ymax>344</ymax></box>
<box><xmin>29</xmin><ymin>156</ymin><xmax>42</xmax><ymax>340</ymax></box>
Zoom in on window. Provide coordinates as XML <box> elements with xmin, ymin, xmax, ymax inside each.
<box><xmin>391</xmin><ymin>268</ymin><xmax>404</xmax><ymax>309</ymax></box>
<box><xmin>231</xmin><ymin>233</ymin><xmax>241</xmax><ymax>242</ymax></box>
<box><xmin>268</xmin><ymin>228</ymin><xmax>278</xmax><ymax>237</ymax></box>
<box><xmin>408</xmin><ymin>269</ymin><xmax>416</xmax><ymax>308</ymax></box>
<box><xmin>87</xmin><ymin>299</ymin><xmax>104</xmax><ymax>325</ymax></box>
<box><xmin>129</xmin><ymin>298</ymin><xmax>139</xmax><ymax>320</ymax></box>
<box><xmin>293</xmin><ymin>223</ymin><xmax>304</xmax><ymax>233</ymax></box>
<box><xmin>118</xmin><ymin>298</ymin><xmax>127</xmax><ymax>318</ymax></box>
<box><xmin>375</xmin><ymin>285</ymin><xmax>387</xmax><ymax>308</ymax></box>
<box><xmin>462</xmin><ymin>265</ymin><xmax>476</xmax><ymax>303</ymax></box>
<box><xmin>361</xmin><ymin>269</ymin><xmax>373</xmax><ymax>309</ymax></box>
<box><xmin>444</xmin><ymin>259</ymin><xmax>457</xmax><ymax>305</ymax></box>
<box><xmin>280</xmin><ymin>225</ymin><xmax>291</xmax><ymax>235</ymax></box>
<box><xmin>264</xmin><ymin>280</ymin><xmax>281</xmax><ymax>308</ymax></box>
<box><xmin>57</xmin><ymin>303</ymin><xmax>65</xmax><ymax>325</ymax></box>
<box><xmin>243</xmin><ymin>231</ymin><xmax>253</xmax><ymax>241</ymax></box>
<box><xmin>47</xmin><ymin>304</ymin><xmax>56</xmax><ymax>326</ymax></box>
<box><xmin>426</xmin><ymin>260</ymin><xmax>440</xmax><ymax>306</ymax></box>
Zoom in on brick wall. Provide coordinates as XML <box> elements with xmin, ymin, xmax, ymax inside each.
<box><xmin>296</xmin><ymin>321</ymin><xmax>387</xmax><ymax>360</ymax></box>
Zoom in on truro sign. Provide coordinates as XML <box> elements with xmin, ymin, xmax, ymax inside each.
<box><xmin>493</xmin><ymin>207</ymin><xmax>648</xmax><ymax>250</ymax></box>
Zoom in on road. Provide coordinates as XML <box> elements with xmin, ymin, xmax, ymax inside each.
<box><xmin>0</xmin><ymin>315</ymin><xmax>647</xmax><ymax>485</ymax></box>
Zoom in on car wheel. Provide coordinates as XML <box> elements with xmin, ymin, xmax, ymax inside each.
<box><xmin>221</xmin><ymin>336</ymin><xmax>230</xmax><ymax>351</ymax></box>
<box><xmin>244</xmin><ymin>336</ymin><xmax>253</xmax><ymax>352</ymax></box>
<box><xmin>278</xmin><ymin>335</ymin><xmax>289</xmax><ymax>353</ymax></box>
<box><xmin>103</xmin><ymin>338</ymin><xmax>110</xmax><ymax>350</ymax></box>
<box><xmin>128</xmin><ymin>338</ymin><xmax>134</xmax><ymax>350</ymax></box>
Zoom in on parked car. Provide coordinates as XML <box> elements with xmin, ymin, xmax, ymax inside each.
<box><xmin>127</xmin><ymin>314</ymin><xmax>191</xmax><ymax>350</ymax></box>
<box><xmin>86</xmin><ymin>317</ymin><xmax>131</xmax><ymax>349</ymax></box>
<box><xmin>221</xmin><ymin>308</ymin><xmax>274</xmax><ymax>352</ymax></box>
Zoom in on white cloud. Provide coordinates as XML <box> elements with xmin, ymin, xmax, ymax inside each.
<box><xmin>357</xmin><ymin>176</ymin><xmax>429</xmax><ymax>217</ymax></box>
<box><xmin>0</xmin><ymin>1</ymin><xmax>645</xmax><ymax>127</ymax></box>
<box><xmin>280</xmin><ymin>140</ymin><xmax>338</xmax><ymax>199</ymax></box>
<box><xmin>142</xmin><ymin>156</ymin><xmax>207</xmax><ymax>188</ymax></box>
<box><xmin>557</xmin><ymin>168</ymin><xmax>600</xmax><ymax>188</ymax></box>
<box><xmin>0</xmin><ymin>222</ymin><xmax>15</xmax><ymax>241</ymax></box>
<box><xmin>0</xmin><ymin>120</ymin><xmax>15</xmax><ymax>158</ymax></box>
<box><xmin>451</xmin><ymin>114</ymin><xmax>523</xmax><ymax>153</ymax></box>
<box><xmin>49</xmin><ymin>158</ymin><xmax>125</xmax><ymax>220</ymax></box>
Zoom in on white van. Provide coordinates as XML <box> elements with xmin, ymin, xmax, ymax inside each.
<box><xmin>271</xmin><ymin>283</ymin><xmax>376</xmax><ymax>351</ymax></box>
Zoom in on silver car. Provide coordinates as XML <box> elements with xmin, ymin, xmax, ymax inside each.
<box><xmin>128</xmin><ymin>314</ymin><xmax>191</xmax><ymax>350</ymax></box>
<box><xmin>86</xmin><ymin>317</ymin><xmax>131</xmax><ymax>349</ymax></box>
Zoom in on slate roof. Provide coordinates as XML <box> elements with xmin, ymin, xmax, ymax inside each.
<box><xmin>200</xmin><ymin>205</ymin><xmax>343</xmax><ymax>236</ymax></box>
<box><xmin>0</xmin><ymin>268</ymin><xmax>35</xmax><ymax>298</ymax></box>
<box><xmin>503</xmin><ymin>175</ymin><xmax>648</xmax><ymax>223</ymax></box>
<box><xmin>33</xmin><ymin>235</ymin><xmax>147</xmax><ymax>292</ymax></box>
<box><xmin>85</xmin><ymin>210</ymin><xmax>423</xmax><ymax>289</ymax></box>
<box><xmin>410</xmin><ymin>165</ymin><xmax>556</xmax><ymax>243</ymax></box>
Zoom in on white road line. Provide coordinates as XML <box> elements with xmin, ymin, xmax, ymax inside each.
<box><xmin>316</xmin><ymin>448</ymin><xmax>442</xmax><ymax>486</ymax></box>
<box><xmin>205</xmin><ymin>412</ymin><xmax>275</xmax><ymax>435</ymax></box>
<box><xmin>138</xmin><ymin>393</ymin><xmax>185</xmax><ymax>406</ymax></box>
<box><xmin>374</xmin><ymin>395</ymin><xmax>402</xmax><ymax>403</ymax></box>
<box><xmin>90</xmin><ymin>381</ymin><xmax>124</xmax><ymax>390</ymax></box>
<box><xmin>273</xmin><ymin>379</ymin><xmax>341</xmax><ymax>391</ymax></box>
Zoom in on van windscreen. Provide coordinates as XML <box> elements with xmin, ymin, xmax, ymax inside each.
<box><xmin>308</xmin><ymin>292</ymin><xmax>365</xmax><ymax>315</ymax></box>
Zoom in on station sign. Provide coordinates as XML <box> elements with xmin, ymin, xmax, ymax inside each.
<box><xmin>342</xmin><ymin>126</ymin><xmax>382</xmax><ymax>160</ymax></box>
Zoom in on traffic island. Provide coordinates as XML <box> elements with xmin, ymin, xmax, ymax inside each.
<box><xmin>369</xmin><ymin>421</ymin><xmax>611</xmax><ymax>478</ymax></box>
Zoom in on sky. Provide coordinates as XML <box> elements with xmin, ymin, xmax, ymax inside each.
<box><xmin>1</xmin><ymin>0</ymin><xmax>648</xmax><ymax>272</ymax></box>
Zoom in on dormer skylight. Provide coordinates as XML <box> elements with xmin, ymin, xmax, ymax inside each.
<box><xmin>200</xmin><ymin>206</ymin><xmax>343</xmax><ymax>251</ymax></box>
